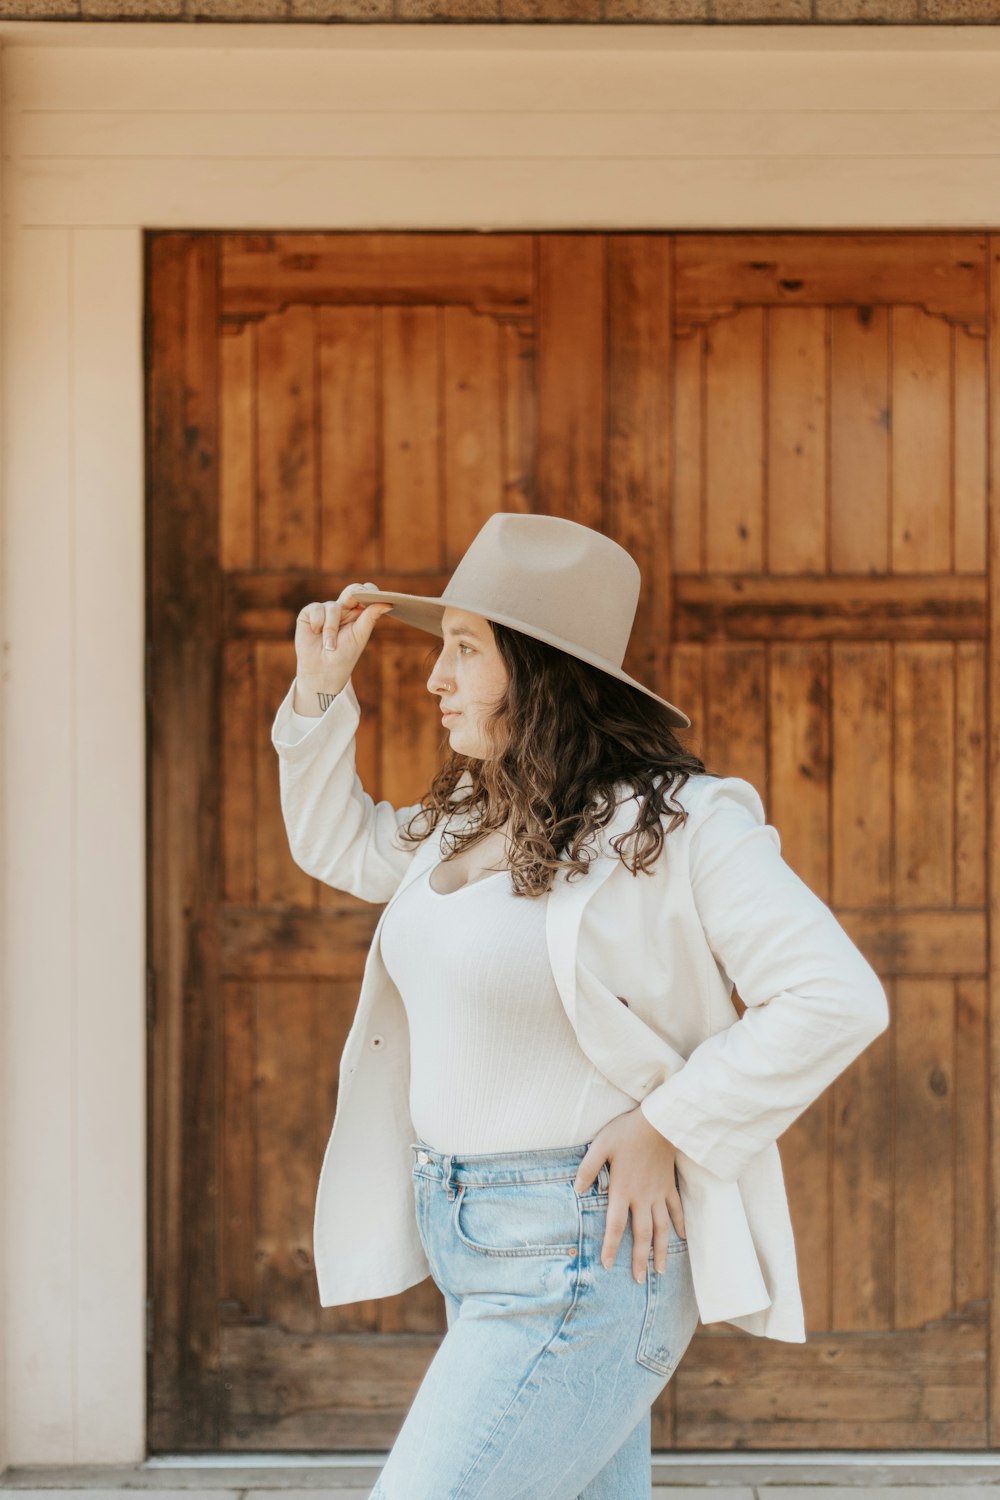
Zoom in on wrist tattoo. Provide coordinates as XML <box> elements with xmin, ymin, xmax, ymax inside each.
<box><xmin>316</xmin><ymin>690</ymin><xmax>338</xmax><ymax>711</ymax></box>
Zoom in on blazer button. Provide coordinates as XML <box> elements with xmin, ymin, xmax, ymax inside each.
<box><xmin>369</xmin><ymin>1034</ymin><xmax>385</xmax><ymax>1050</ymax></box>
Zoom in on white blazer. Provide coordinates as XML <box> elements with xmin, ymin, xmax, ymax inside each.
<box><xmin>271</xmin><ymin>676</ymin><xmax>889</xmax><ymax>1344</ymax></box>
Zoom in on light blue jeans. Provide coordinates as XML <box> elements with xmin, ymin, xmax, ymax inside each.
<box><xmin>369</xmin><ymin>1137</ymin><xmax>700</xmax><ymax>1500</ymax></box>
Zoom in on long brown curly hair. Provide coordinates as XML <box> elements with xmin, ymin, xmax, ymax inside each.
<box><xmin>396</xmin><ymin>620</ymin><xmax>715</xmax><ymax>897</ymax></box>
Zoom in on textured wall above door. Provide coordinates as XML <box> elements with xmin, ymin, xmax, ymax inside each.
<box><xmin>0</xmin><ymin>0</ymin><xmax>995</xmax><ymax>24</ymax></box>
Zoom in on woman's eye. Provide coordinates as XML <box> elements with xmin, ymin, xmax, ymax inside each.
<box><xmin>458</xmin><ymin>643</ymin><xmax>474</xmax><ymax>656</ymax></box>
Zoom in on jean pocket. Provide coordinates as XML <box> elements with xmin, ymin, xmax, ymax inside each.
<box><xmin>635</xmin><ymin>1238</ymin><xmax>698</xmax><ymax>1378</ymax></box>
<box><xmin>573</xmin><ymin>1160</ymin><xmax>611</xmax><ymax>1202</ymax></box>
<box><xmin>451</xmin><ymin>1179</ymin><xmax>581</xmax><ymax>1259</ymax></box>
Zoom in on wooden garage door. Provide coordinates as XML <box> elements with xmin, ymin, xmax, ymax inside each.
<box><xmin>146</xmin><ymin>230</ymin><xmax>997</xmax><ymax>1451</ymax></box>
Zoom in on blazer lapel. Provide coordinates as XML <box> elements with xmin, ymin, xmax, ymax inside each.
<box><xmin>545</xmin><ymin>791</ymin><xmax>642</xmax><ymax>1036</ymax></box>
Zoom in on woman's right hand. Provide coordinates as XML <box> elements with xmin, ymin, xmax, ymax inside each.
<box><xmin>295</xmin><ymin>582</ymin><xmax>393</xmax><ymax>690</ymax></box>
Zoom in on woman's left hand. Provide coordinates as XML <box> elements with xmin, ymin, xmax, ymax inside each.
<box><xmin>573</xmin><ymin>1106</ymin><xmax>685</xmax><ymax>1282</ymax></box>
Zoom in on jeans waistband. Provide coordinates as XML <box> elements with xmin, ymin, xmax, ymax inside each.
<box><xmin>409</xmin><ymin>1136</ymin><xmax>596</xmax><ymax>1188</ymax></box>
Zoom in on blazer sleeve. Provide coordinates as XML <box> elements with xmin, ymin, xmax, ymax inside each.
<box><xmin>271</xmin><ymin>674</ymin><xmax>425</xmax><ymax>904</ymax></box>
<box><xmin>639</xmin><ymin>776</ymin><xmax>890</xmax><ymax>1183</ymax></box>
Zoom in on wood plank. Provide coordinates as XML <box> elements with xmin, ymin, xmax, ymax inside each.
<box><xmin>536</xmin><ymin>235</ymin><xmax>605</xmax><ymax>529</ymax></box>
<box><xmin>222</xmin><ymin>231</ymin><xmax>534</xmax><ymax>320</ymax></box>
<box><xmin>894</xmin><ymin>979</ymin><xmax>956</xmax><ymax>1329</ymax></box>
<box><xmin>20</xmin><ymin>44</ymin><xmax>1000</xmax><ymax>119</ymax></box>
<box><xmin>891</xmin><ymin>306</ymin><xmax>952</xmax><ymax>574</ymax></box>
<box><xmin>836</xmin><ymin>909</ymin><xmax>985</xmax><ymax>979</ymax></box>
<box><xmin>674</xmin><ymin>233</ymin><xmax>986</xmax><ymax>331</ymax></box>
<box><xmin>829</xmin><ymin>304</ymin><xmax>890</xmax><ymax>574</ymax></box>
<box><xmin>767</xmin><ymin>307</ymin><xmax>827</xmax><ymax>574</ymax></box>
<box><xmin>955</xmin><ymin>640</ymin><xmax>987</xmax><ymax>907</ymax></box>
<box><xmin>955</xmin><ymin>978</ymin><xmax>989</xmax><ymax>1312</ymax></box>
<box><xmin>702</xmin><ymin>642</ymin><xmax>767</xmax><ymax>788</ymax></box>
<box><xmin>317</xmin><ymin>304</ymin><xmax>381</xmax><ymax>576</ymax></box>
<box><xmin>219</xmin><ymin>321</ymin><xmax>255</xmax><ymax>571</ymax></box>
<box><xmin>146</xmin><ymin>230</ymin><xmax>222</xmax><ymax>1448</ymax></box>
<box><xmin>607</xmin><ymin>235</ymin><xmax>673</xmax><ymax>695</ymax></box>
<box><xmin>220</xmin><ymin>907</ymin><xmax>380</xmax><ymax>981</ymax></box>
<box><xmin>220</xmin><ymin>1324</ymin><xmax>443</xmax><ymax>1450</ymax></box>
<box><xmin>953</xmin><ymin>322</ymin><xmax>988</xmax><ymax>573</ymax></box>
<box><xmin>222</xmin><ymin>637</ymin><xmax>256</xmax><ymax>905</ymax></box>
<box><xmin>986</xmin><ymin>229</ymin><xmax>1000</xmax><ymax>1444</ymax></box>
<box><xmin>831</xmin><ymin>1020</ymin><xmax>894</xmax><ymax>1330</ymax></box>
<box><xmin>499</xmin><ymin>316</ymin><xmax>535</xmax><ymax>518</ymax></box>
<box><xmin>219</xmin><ymin>979</ymin><xmax>258</xmax><ymax>1323</ymax></box>
<box><xmin>668</xmin><ymin>644</ymin><xmax>706</xmax><ymax>763</ymax></box>
<box><xmin>225</xmin><ymin>571</ymin><xmax>451</xmax><ymax>642</ymax></box>
<box><xmin>675</xmin><ymin>572</ymin><xmax>986</xmax><ymax>642</ymax></box>
<box><xmin>767</xmin><ymin>642</ymin><xmax>829</xmax><ymax>898</ymax></box>
<box><xmin>442</xmin><ymin>304</ymin><xmax>505</xmax><ymax>552</ymax></box>
<box><xmin>831</xmin><ymin>643</ymin><xmax>892</xmax><ymax>910</ymax></box>
<box><xmin>704</xmin><ymin>307</ymin><xmax>764</xmax><ymax>574</ymax></box>
<box><xmin>382</xmin><ymin>304</ymin><xmax>441</xmax><ymax>572</ymax></box>
<box><xmin>671</xmin><ymin>322</ymin><xmax>704</xmax><ymax>575</ymax></box>
<box><xmin>674</xmin><ymin>1307</ymin><xmax>987</xmax><ymax>1448</ymax></box>
<box><xmin>894</xmin><ymin>642</ymin><xmax>955</xmax><ymax>909</ymax></box>
<box><xmin>256</xmin><ymin>303</ymin><xmax>318</xmax><ymax>568</ymax></box>
<box><xmin>21</xmin><ymin>156</ymin><xmax>1000</xmax><ymax>236</ymax></box>
<box><xmin>222</xmin><ymin>569</ymin><xmax>989</xmax><ymax>642</ymax></box>
<box><xmin>255</xmin><ymin>981</ymin><xmax>320</xmax><ymax>1335</ymax></box>
<box><xmin>27</xmin><ymin>109</ymin><xmax>1000</xmax><ymax>171</ymax></box>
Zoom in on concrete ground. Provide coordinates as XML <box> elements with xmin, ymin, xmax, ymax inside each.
<box><xmin>3</xmin><ymin>1455</ymin><xmax>1000</xmax><ymax>1497</ymax></box>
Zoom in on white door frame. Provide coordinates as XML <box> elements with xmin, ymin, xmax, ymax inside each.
<box><xmin>2</xmin><ymin>18</ymin><xmax>999</xmax><ymax>1466</ymax></box>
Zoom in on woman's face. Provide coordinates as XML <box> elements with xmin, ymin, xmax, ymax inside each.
<box><xmin>426</xmin><ymin>607</ymin><xmax>509</xmax><ymax>760</ymax></box>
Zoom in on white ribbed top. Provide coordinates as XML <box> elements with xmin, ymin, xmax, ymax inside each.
<box><xmin>378</xmin><ymin>862</ymin><xmax>636</xmax><ymax>1154</ymax></box>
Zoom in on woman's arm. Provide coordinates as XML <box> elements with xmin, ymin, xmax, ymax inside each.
<box><xmin>640</xmin><ymin>776</ymin><xmax>890</xmax><ymax>1183</ymax></box>
<box><xmin>271</xmin><ymin>674</ymin><xmax>425</xmax><ymax>904</ymax></box>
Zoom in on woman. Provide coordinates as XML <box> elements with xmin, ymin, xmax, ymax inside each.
<box><xmin>271</xmin><ymin>511</ymin><xmax>889</xmax><ymax>1499</ymax></box>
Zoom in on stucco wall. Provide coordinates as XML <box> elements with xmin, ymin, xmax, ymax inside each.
<box><xmin>0</xmin><ymin>0</ymin><xmax>997</xmax><ymax>28</ymax></box>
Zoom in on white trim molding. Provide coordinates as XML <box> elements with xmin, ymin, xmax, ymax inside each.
<box><xmin>2</xmin><ymin>17</ymin><xmax>1000</xmax><ymax>1469</ymax></box>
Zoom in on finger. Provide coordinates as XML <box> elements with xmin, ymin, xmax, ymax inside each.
<box><xmin>650</xmin><ymin>1203</ymin><xmax>672</xmax><ymax>1275</ymax></box>
<box><xmin>600</xmin><ymin>1201</ymin><xmax>628</xmax><ymax>1271</ymax></box>
<box><xmin>631</xmin><ymin>1210</ymin><xmax>653</xmax><ymax>1284</ymax></box>
<box><xmin>322</xmin><ymin>600</ymin><xmax>342</xmax><ymax>650</ymax></box>
<box><xmin>337</xmin><ymin>583</ymin><xmax>382</xmax><ymax>628</ymax></box>
<box><xmin>572</xmin><ymin>1152</ymin><xmax>598</xmax><ymax>1194</ymax></box>
<box><xmin>296</xmin><ymin>601</ymin><xmax>323</xmax><ymax>631</ymax></box>
<box><xmin>352</xmin><ymin>601</ymin><xmax>392</xmax><ymax>647</ymax></box>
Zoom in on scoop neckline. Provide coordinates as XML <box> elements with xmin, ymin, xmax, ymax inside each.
<box><xmin>426</xmin><ymin>868</ymin><xmax>510</xmax><ymax>898</ymax></box>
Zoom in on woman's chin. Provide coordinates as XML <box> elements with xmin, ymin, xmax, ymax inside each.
<box><xmin>446</xmin><ymin>727</ymin><xmax>484</xmax><ymax>760</ymax></box>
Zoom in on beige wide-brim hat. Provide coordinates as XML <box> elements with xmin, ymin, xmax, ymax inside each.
<box><xmin>344</xmin><ymin>511</ymin><xmax>691</xmax><ymax>730</ymax></box>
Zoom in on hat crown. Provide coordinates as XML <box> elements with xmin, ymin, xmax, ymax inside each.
<box><xmin>442</xmin><ymin>512</ymin><xmax>640</xmax><ymax>669</ymax></box>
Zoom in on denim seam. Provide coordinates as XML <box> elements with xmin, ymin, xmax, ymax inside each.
<box><xmin>635</xmin><ymin>1257</ymin><xmax>690</xmax><ymax>1378</ymax></box>
<box><xmin>448</xmin><ymin>1195</ymin><xmax>587</xmax><ymax>1500</ymax></box>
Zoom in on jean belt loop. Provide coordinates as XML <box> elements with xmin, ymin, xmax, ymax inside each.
<box><xmin>443</xmin><ymin>1152</ymin><xmax>457</xmax><ymax>1200</ymax></box>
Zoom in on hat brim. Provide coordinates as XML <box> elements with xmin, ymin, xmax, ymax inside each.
<box><xmin>345</xmin><ymin>585</ymin><xmax>692</xmax><ymax>730</ymax></box>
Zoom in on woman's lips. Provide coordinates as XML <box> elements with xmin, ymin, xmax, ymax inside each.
<box><xmin>441</xmin><ymin>711</ymin><xmax>460</xmax><ymax>721</ymax></box>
